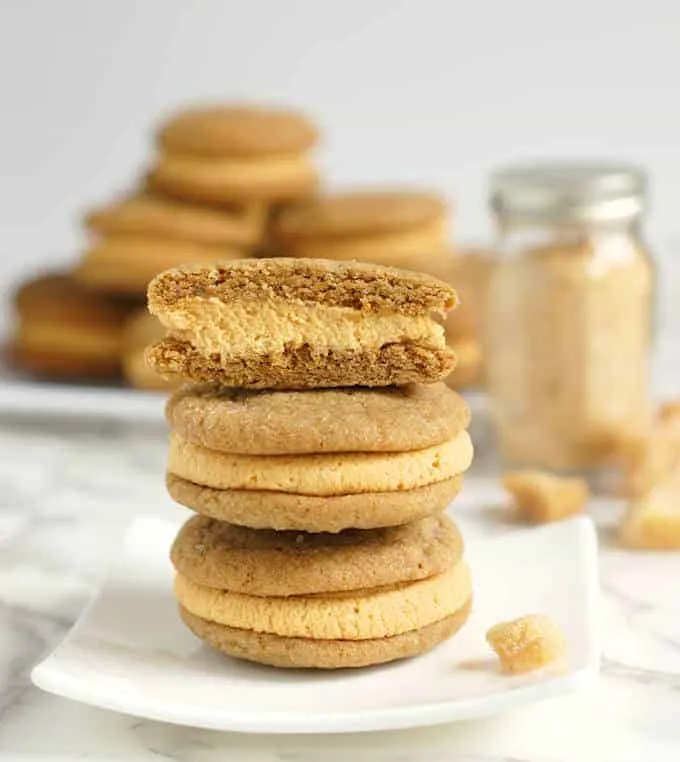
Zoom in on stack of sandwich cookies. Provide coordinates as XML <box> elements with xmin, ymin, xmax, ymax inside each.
<box><xmin>150</xmin><ymin>258</ymin><xmax>474</xmax><ymax>668</ymax></box>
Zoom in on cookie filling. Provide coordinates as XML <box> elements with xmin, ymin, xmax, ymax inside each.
<box><xmin>156</xmin><ymin>152</ymin><xmax>315</xmax><ymax>184</ymax></box>
<box><xmin>167</xmin><ymin>429</ymin><xmax>473</xmax><ymax>495</ymax></box>
<box><xmin>158</xmin><ymin>296</ymin><xmax>446</xmax><ymax>357</ymax></box>
<box><xmin>174</xmin><ymin>560</ymin><xmax>472</xmax><ymax>640</ymax></box>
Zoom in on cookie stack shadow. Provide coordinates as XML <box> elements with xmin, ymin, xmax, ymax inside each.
<box><xmin>149</xmin><ymin>258</ymin><xmax>474</xmax><ymax>669</ymax></box>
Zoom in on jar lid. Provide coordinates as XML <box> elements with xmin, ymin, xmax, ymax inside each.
<box><xmin>489</xmin><ymin>161</ymin><xmax>647</xmax><ymax>224</ymax></box>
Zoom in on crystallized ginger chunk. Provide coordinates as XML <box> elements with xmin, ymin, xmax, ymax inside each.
<box><xmin>619</xmin><ymin>402</ymin><xmax>680</xmax><ymax>498</ymax></box>
<box><xmin>486</xmin><ymin>614</ymin><xmax>566</xmax><ymax>674</ymax></box>
<box><xmin>620</xmin><ymin>484</ymin><xmax>680</xmax><ymax>550</ymax></box>
<box><xmin>659</xmin><ymin>398</ymin><xmax>680</xmax><ymax>423</ymax></box>
<box><xmin>503</xmin><ymin>470</ymin><xmax>589</xmax><ymax>523</ymax></box>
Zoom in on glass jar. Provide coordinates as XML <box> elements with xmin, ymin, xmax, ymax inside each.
<box><xmin>484</xmin><ymin>162</ymin><xmax>654</xmax><ymax>471</ymax></box>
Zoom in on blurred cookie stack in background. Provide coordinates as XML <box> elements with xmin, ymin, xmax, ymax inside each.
<box><xmin>8</xmin><ymin>104</ymin><xmax>320</xmax><ymax>390</ymax></box>
<box><xmin>148</xmin><ymin>258</ymin><xmax>475</xmax><ymax>669</ymax></box>
<box><xmin>7</xmin><ymin>100</ymin><xmax>490</xmax><ymax>393</ymax></box>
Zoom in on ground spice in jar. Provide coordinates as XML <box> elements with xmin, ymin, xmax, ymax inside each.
<box><xmin>485</xmin><ymin>163</ymin><xmax>654</xmax><ymax>471</ymax></box>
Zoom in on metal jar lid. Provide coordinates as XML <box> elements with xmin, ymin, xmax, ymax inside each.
<box><xmin>489</xmin><ymin>161</ymin><xmax>647</xmax><ymax>224</ymax></box>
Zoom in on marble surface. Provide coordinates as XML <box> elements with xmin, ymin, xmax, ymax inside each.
<box><xmin>0</xmin><ymin>409</ymin><xmax>678</xmax><ymax>761</ymax></box>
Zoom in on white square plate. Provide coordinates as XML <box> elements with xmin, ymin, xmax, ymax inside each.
<box><xmin>31</xmin><ymin>515</ymin><xmax>600</xmax><ymax>734</ymax></box>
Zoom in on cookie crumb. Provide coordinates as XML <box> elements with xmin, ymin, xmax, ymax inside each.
<box><xmin>502</xmin><ymin>470</ymin><xmax>589</xmax><ymax>523</ymax></box>
<box><xmin>486</xmin><ymin>614</ymin><xmax>566</xmax><ymax>674</ymax></box>
<box><xmin>620</xmin><ymin>484</ymin><xmax>680</xmax><ymax>550</ymax></box>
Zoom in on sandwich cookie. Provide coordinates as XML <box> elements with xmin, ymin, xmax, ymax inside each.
<box><xmin>149</xmin><ymin>105</ymin><xmax>318</xmax><ymax>203</ymax></box>
<box><xmin>172</xmin><ymin>513</ymin><xmax>472</xmax><ymax>668</ymax></box>
<box><xmin>11</xmin><ymin>273</ymin><xmax>130</xmax><ymax>380</ymax></box>
<box><xmin>75</xmin><ymin>237</ymin><xmax>243</xmax><ymax>297</ymax></box>
<box><xmin>146</xmin><ymin>258</ymin><xmax>458</xmax><ymax>388</ymax></box>
<box><xmin>85</xmin><ymin>193</ymin><xmax>266</xmax><ymax>248</ymax></box>
<box><xmin>275</xmin><ymin>190</ymin><xmax>450</xmax><ymax>268</ymax></box>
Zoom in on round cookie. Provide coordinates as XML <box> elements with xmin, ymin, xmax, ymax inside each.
<box><xmin>157</xmin><ymin>105</ymin><xmax>319</xmax><ymax>157</ymax></box>
<box><xmin>175</xmin><ymin>561</ymin><xmax>471</xmax><ymax>640</ymax></box>
<box><xmin>166</xmin><ymin>383</ymin><xmax>470</xmax><ymax>455</ymax></box>
<box><xmin>276</xmin><ymin>192</ymin><xmax>446</xmax><ymax>239</ymax></box>
<box><xmin>166</xmin><ymin>473</ymin><xmax>463</xmax><ymax>532</ymax></box>
<box><xmin>150</xmin><ymin>105</ymin><xmax>319</xmax><ymax>203</ymax></box>
<box><xmin>179</xmin><ymin>598</ymin><xmax>472</xmax><ymax>669</ymax></box>
<box><xmin>11</xmin><ymin>273</ymin><xmax>131</xmax><ymax>380</ymax></box>
<box><xmin>167</xmin><ymin>430</ymin><xmax>474</xmax><ymax>495</ymax></box>
<box><xmin>85</xmin><ymin>193</ymin><xmax>266</xmax><ymax>248</ymax></box>
<box><xmin>273</xmin><ymin>191</ymin><xmax>450</xmax><ymax>267</ymax></box>
<box><xmin>75</xmin><ymin>237</ymin><xmax>243</xmax><ymax>296</ymax></box>
<box><xmin>171</xmin><ymin>513</ymin><xmax>463</xmax><ymax>596</ymax></box>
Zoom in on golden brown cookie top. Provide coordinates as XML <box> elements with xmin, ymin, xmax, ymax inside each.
<box><xmin>166</xmin><ymin>383</ymin><xmax>469</xmax><ymax>455</ymax></box>
<box><xmin>14</xmin><ymin>273</ymin><xmax>133</xmax><ymax>326</ymax></box>
<box><xmin>171</xmin><ymin>513</ymin><xmax>463</xmax><ymax>597</ymax></box>
<box><xmin>276</xmin><ymin>191</ymin><xmax>447</xmax><ymax>240</ymax></box>
<box><xmin>157</xmin><ymin>105</ymin><xmax>319</xmax><ymax>157</ymax></box>
<box><xmin>147</xmin><ymin>258</ymin><xmax>457</xmax><ymax>316</ymax></box>
<box><xmin>85</xmin><ymin>194</ymin><xmax>265</xmax><ymax>248</ymax></box>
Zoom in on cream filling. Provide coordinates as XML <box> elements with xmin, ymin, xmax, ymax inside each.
<box><xmin>167</xmin><ymin>429</ymin><xmax>473</xmax><ymax>495</ymax></box>
<box><xmin>175</xmin><ymin>561</ymin><xmax>472</xmax><ymax>640</ymax></box>
<box><xmin>17</xmin><ymin>322</ymin><xmax>121</xmax><ymax>357</ymax></box>
<box><xmin>156</xmin><ymin>152</ymin><xmax>315</xmax><ymax>185</ymax></box>
<box><xmin>158</xmin><ymin>297</ymin><xmax>446</xmax><ymax>356</ymax></box>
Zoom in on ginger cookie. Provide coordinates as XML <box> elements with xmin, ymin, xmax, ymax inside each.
<box><xmin>166</xmin><ymin>472</ymin><xmax>463</xmax><ymax>532</ymax></box>
<box><xmin>274</xmin><ymin>190</ymin><xmax>450</xmax><ymax>267</ymax></box>
<box><xmin>75</xmin><ymin>237</ymin><xmax>243</xmax><ymax>297</ymax></box>
<box><xmin>147</xmin><ymin>258</ymin><xmax>457</xmax><ymax>388</ymax></box>
<box><xmin>10</xmin><ymin>272</ymin><xmax>131</xmax><ymax>380</ymax></box>
<box><xmin>171</xmin><ymin>513</ymin><xmax>463</xmax><ymax>596</ymax></box>
<box><xmin>179</xmin><ymin>599</ymin><xmax>472</xmax><ymax>669</ymax></box>
<box><xmin>85</xmin><ymin>193</ymin><xmax>266</xmax><ymax>248</ymax></box>
<box><xmin>166</xmin><ymin>383</ymin><xmax>470</xmax><ymax>454</ymax></box>
<box><xmin>149</xmin><ymin>105</ymin><xmax>318</xmax><ymax>203</ymax></box>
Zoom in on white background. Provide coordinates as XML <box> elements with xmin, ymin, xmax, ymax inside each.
<box><xmin>1</xmin><ymin>0</ymin><xmax>679</xmax><ymax>322</ymax></box>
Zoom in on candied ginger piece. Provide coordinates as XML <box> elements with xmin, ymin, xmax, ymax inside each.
<box><xmin>486</xmin><ymin>614</ymin><xmax>566</xmax><ymax>674</ymax></box>
<box><xmin>503</xmin><ymin>470</ymin><xmax>588</xmax><ymax>523</ymax></box>
<box><xmin>620</xmin><ymin>483</ymin><xmax>680</xmax><ymax>550</ymax></box>
<box><xmin>620</xmin><ymin>405</ymin><xmax>680</xmax><ymax>498</ymax></box>
<box><xmin>659</xmin><ymin>399</ymin><xmax>680</xmax><ymax>423</ymax></box>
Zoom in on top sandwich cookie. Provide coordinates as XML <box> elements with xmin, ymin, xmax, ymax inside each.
<box><xmin>149</xmin><ymin>105</ymin><xmax>319</xmax><ymax>203</ymax></box>
<box><xmin>147</xmin><ymin>258</ymin><xmax>458</xmax><ymax>389</ymax></box>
